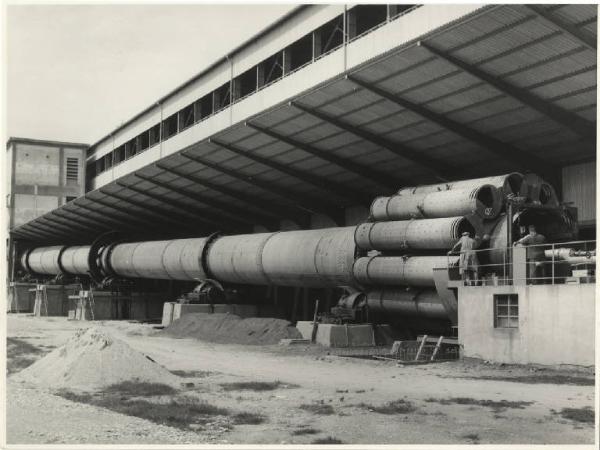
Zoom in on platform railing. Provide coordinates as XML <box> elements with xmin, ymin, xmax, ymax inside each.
<box><xmin>447</xmin><ymin>239</ymin><xmax>596</xmax><ymax>286</ymax></box>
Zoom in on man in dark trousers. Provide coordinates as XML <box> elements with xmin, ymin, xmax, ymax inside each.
<box><xmin>514</xmin><ymin>224</ymin><xmax>547</xmax><ymax>283</ymax></box>
<box><xmin>448</xmin><ymin>232</ymin><xmax>487</xmax><ymax>285</ymax></box>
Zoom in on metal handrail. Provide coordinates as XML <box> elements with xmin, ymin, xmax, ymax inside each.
<box><xmin>447</xmin><ymin>239</ymin><xmax>596</xmax><ymax>286</ymax></box>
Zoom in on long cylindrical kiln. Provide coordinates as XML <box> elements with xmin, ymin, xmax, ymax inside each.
<box><xmin>355</xmin><ymin>217</ymin><xmax>476</xmax><ymax>251</ymax></box>
<box><xmin>107</xmin><ymin>238</ymin><xmax>209</xmax><ymax>281</ymax></box>
<box><xmin>26</xmin><ymin>246</ymin><xmax>65</xmax><ymax>275</ymax></box>
<box><xmin>61</xmin><ymin>245</ymin><xmax>91</xmax><ymax>275</ymax></box>
<box><xmin>207</xmin><ymin>227</ymin><xmax>357</xmax><ymax>287</ymax></box>
<box><xmin>371</xmin><ymin>184</ymin><xmax>501</xmax><ymax>221</ymax></box>
<box><xmin>397</xmin><ymin>172</ymin><xmax>524</xmax><ymax>198</ymax></box>
<box><xmin>354</xmin><ymin>255</ymin><xmax>459</xmax><ymax>287</ymax></box>
<box><xmin>366</xmin><ymin>289</ymin><xmax>447</xmax><ymax>320</ymax></box>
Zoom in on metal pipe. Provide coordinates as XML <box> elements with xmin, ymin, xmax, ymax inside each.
<box><xmin>207</xmin><ymin>227</ymin><xmax>357</xmax><ymax>287</ymax></box>
<box><xmin>107</xmin><ymin>238</ymin><xmax>210</xmax><ymax>281</ymax></box>
<box><xmin>26</xmin><ymin>246</ymin><xmax>65</xmax><ymax>275</ymax></box>
<box><xmin>354</xmin><ymin>255</ymin><xmax>459</xmax><ymax>287</ymax></box>
<box><xmin>366</xmin><ymin>289</ymin><xmax>447</xmax><ymax>320</ymax></box>
<box><xmin>371</xmin><ymin>184</ymin><xmax>502</xmax><ymax>221</ymax></box>
<box><xmin>355</xmin><ymin>217</ymin><xmax>477</xmax><ymax>251</ymax></box>
<box><xmin>397</xmin><ymin>172</ymin><xmax>524</xmax><ymax>198</ymax></box>
<box><xmin>61</xmin><ymin>245</ymin><xmax>91</xmax><ymax>275</ymax></box>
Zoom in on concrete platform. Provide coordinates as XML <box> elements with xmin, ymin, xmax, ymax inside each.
<box><xmin>71</xmin><ymin>291</ymin><xmax>167</xmax><ymax>321</ymax></box>
<box><xmin>296</xmin><ymin>322</ymin><xmax>376</xmax><ymax>348</ymax></box>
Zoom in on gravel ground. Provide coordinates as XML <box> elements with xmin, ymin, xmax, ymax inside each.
<box><xmin>5</xmin><ymin>314</ymin><xmax>597</xmax><ymax>446</ymax></box>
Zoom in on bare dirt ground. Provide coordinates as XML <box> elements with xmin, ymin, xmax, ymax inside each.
<box><xmin>5</xmin><ymin>314</ymin><xmax>596</xmax><ymax>445</ymax></box>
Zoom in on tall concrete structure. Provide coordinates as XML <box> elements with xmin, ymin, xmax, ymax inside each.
<box><xmin>6</xmin><ymin>137</ymin><xmax>88</xmax><ymax>278</ymax></box>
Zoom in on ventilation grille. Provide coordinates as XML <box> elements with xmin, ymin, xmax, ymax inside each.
<box><xmin>66</xmin><ymin>157</ymin><xmax>79</xmax><ymax>181</ymax></box>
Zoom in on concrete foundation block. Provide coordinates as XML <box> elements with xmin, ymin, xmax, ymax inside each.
<box><xmin>212</xmin><ymin>304</ymin><xmax>233</xmax><ymax>314</ymax></box>
<box><xmin>296</xmin><ymin>322</ymin><xmax>375</xmax><ymax>347</ymax></box>
<box><xmin>162</xmin><ymin>302</ymin><xmax>176</xmax><ymax>327</ymax></box>
<box><xmin>172</xmin><ymin>303</ymin><xmax>213</xmax><ymax>322</ymax></box>
<box><xmin>296</xmin><ymin>321</ymin><xmax>316</xmax><ymax>340</ymax></box>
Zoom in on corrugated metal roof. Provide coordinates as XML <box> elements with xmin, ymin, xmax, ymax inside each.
<box><xmin>12</xmin><ymin>4</ymin><xmax>596</xmax><ymax>244</ymax></box>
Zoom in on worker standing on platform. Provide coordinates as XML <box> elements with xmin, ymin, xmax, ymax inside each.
<box><xmin>513</xmin><ymin>224</ymin><xmax>546</xmax><ymax>283</ymax></box>
<box><xmin>449</xmin><ymin>232</ymin><xmax>486</xmax><ymax>285</ymax></box>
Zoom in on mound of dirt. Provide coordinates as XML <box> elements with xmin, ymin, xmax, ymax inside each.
<box><xmin>12</xmin><ymin>327</ymin><xmax>180</xmax><ymax>390</ymax></box>
<box><xmin>164</xmin><ymin>313</ymin><xmax>302</xmax><ymax>345</ymax></box>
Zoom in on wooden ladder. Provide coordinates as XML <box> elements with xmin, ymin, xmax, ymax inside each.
<box><xmin>415</xmin><ymin>335</ymin><xmax>445</xmax><ymax>362</ymax></box>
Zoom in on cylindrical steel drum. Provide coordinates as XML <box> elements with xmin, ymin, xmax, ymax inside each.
<box><xmin>108</xmin><ymin>238</ymin><xmax>209</xmax><ymax>281</ymax></box>
<box><xmin>260</xmin><ymin>226</ymin><xmax>356</xmax><ymax>287</ymax></box>
<box><xmin>397</xmin><ymin>172</ymin><xmax>524</xmax><ymax>198</ymax></box>
<box><xmin>366</xmin><ymin>289</ymin><xmax>447</xmax><ymax>319</ymax></box>
<box><xmin>207</xmin><ymin>233</ymin><xmax>276</xmax><ymax>285</ymax></box>
<box><xmin>26</xmin><ymin>246</ymin><xmax>65</xmax><ymax>275</ymax></box>
<box><xmin>371</xmin><ymin>184</ymin><xmax>501</xmax><ymax>221</ymax></box>
<box><xmin>61</xmin><ymin>246</ymin><xmax>91</xmax><ymax>275</ymax></box>
<box><xmin>354</xmin><ymin>255</ymin><xmax>459</xmax><ymax>287</ymax></box>
<box><xmin>355</xmin><ymin>217</ymin><xmax>475</xmax><ymax>251</ymax></box>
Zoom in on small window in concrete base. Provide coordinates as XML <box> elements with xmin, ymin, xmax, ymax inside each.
<box><xmin>494</xmin><ymin>294</ymin><xmax>518</xmax><ymax>328</ymax></box>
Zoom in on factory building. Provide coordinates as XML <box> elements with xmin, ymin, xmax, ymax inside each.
<box><xmin>7</xmin><ymin>4</ymin><xmax>596</xmax><ymax>366</ymax></box>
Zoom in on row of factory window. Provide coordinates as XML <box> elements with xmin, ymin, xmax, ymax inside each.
<box><xmin>88</xmin><ymin>4</ymin><xmax>419</xmax><ymax>178</ymax></box>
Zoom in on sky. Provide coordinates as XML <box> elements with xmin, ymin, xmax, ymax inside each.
<box><xmin>5</xmin><ymin>3</ymin><xmax>295</xmax><ymax>145</ymax></box>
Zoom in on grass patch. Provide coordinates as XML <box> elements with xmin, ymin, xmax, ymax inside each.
<box><xmin>457</xmin><ymin>374</ymin><xmax>594</xmax><ymax>386</ymax></box>
<box><xmin>358</xmin><ymin>399</ymin><xmax>416</xmax><ymax>414</ymax></box>
<box><xmin>557</xmin><ymin>407</ymin><xmax>594</xmax><ymax>424</ymax></box>
<box><xmin>7</xmin><ymin>337</ymin><xmax>50</xmax><ymax>375</ymax></box>
<box><xmin>292</xmin><ymin>428</ymin><xmax>320</xmax><ymax>435</ymax></box>
<box><xmin>102</xmin><ymin>381</ymin><xmax>178</xmax><ymax>396</ymax></box>
<box><xmin>169</xmin><ymin>369</ymin><xmax>214</xmax><ymax>378</ymax></box>
<box><xmin>462</xmin><ymin>433</ymin><xmax>480</xmax><ymax>443</ymax></box>
<box><xmin>56</xmin><ymin>390</ymin><xmax>229</xmax><ymax>430</ymax></box>
<box><xmin>299</xmin><ymin>403</ymin><xmax>335</xmax><ymax>415</ymax></box>
<box><xmin>312</xmin><ymin>436</ymin><xmax>344</xmax><ymax>444</ymax></box>
<box><xmin>425</xmin><ymin>397</ymin><xmax>533</xmax><ymax>412</ymax></box>
<box><xmin>220</xmin><ymin>381</ymin><xmax>297</xmax><ymax>391</ymax></box>
<box><xmin>232</xmin><ymin>412</ymin><xmax>266</xmax><ymax>425</ymax></box>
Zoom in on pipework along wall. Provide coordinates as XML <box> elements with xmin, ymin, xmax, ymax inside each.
<box><xmin>458</xmin><ymin>284</ymin><xmax>595</xmax><ymax>367</ymax></box>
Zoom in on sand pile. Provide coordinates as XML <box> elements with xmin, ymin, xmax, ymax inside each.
<box><xmin>12</xmin><ymin>327</ymin><xmax>180</xmax><ymax>390</ymax></box>
<box><xmin>164</xmin><ymin>313</ymin><xmax>302</xmax><ymax>345</ymax></box>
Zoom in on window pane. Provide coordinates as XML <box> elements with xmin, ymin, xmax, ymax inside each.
<box><xmin>497</xmin><ymin>317</ymin><xmax>509</xmax><ymax>328</ymax></box>
<box><xmin>509</xmin><ymin>305</ymin><xmax>519</xmax><ymax>316</ymax></box>
<box><xmin>508</xmin><ymin>317</ymin><xmax>519</xmax><ymax>328</ymax></box>
<box><xmin>497</xmin><ymin>306</ymin><xmax>508</xmax><ymax>316</ymax></box>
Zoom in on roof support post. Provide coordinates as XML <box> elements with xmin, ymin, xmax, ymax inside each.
<box><xmin>290</xmin><ymin>101</ymin><xmax>455</xmax><ymax>179</ymax></box>
<box><xmin>418</xmin><ymin>41</ymin><xmax>595</xmax><ymax>139</ymax></box>
<box><xmin>347</xmin><ymin>75</ymin><xmax>555</xmax><ymax>174</ymax></box>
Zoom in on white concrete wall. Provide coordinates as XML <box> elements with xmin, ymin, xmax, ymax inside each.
<box><xmin>88</xmin><ymin>4</ymin><xmax>486</xmax><ymax>190</ymax></box>
<box><xmin>458</xmin><ymin>284</ymin><xmax>595</xmax><ymax>367</ymax></box>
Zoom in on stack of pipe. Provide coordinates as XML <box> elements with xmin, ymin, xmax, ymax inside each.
<box><xmin>363</xmin><ymin>173</ymin><xmax>525</xmax><ymax>318</ymax></box>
